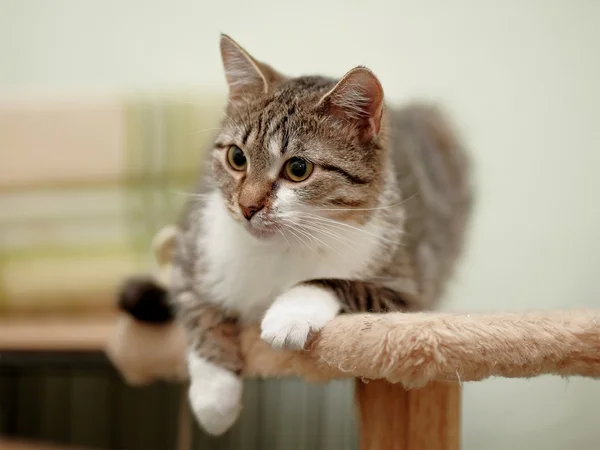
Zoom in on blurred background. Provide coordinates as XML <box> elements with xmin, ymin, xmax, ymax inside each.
<box><xmin>1</xmin><ymin>0</ymin><xmax>599</xmax><ymax>449</ymax></box>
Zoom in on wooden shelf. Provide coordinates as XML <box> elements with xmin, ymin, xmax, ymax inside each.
<box><xmin>0</xmin><ymin>313</ymin><xmax>116</xmax><ymax>351</ymax></box>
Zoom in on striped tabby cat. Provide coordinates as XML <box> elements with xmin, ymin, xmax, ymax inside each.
<box><xmin>123</xmin><ymin>34</ymin><xmax>472</xmax><ymax>435</ymax></box>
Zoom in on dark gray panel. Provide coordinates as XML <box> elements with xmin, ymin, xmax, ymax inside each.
<box><xmin>0</xmin><ymin>370</ymin><xmax>18</xmax><ymax>435</ymax></box>
<box><xmin>40</xmin><ymin>368</ymin><xmax>71</xmax><ymax>444</ymax></box>
<box><xmin>68</xmin><ymin>368</ymin><xmax>112</xmax><ymax>448</ymax></box>
<box><xmin>15</xmin><ymin>370</ymin><xmax>44</xmax><ymax>437</ymax></box>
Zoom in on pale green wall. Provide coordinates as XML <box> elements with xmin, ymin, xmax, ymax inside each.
<box><xmin>1</xmin><ymin>1</ymin><xmax>600</xmax><ymax>449</ymax></box>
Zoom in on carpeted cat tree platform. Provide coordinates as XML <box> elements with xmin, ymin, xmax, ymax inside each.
<box><xmin>106</xmin><ymin>227</ymin><xmax>600</xmax><ymax>450</ymax></box>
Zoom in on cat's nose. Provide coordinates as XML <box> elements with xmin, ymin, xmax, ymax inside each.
<box><xmin>241</xmin><ymin>204</ymin><xmax>263</xmax><ymax>220</ymax></box>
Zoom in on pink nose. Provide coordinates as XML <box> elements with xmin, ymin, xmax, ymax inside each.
<box><xmin>241</xmin><ymin>204</ymin><xmax>263</xmax><ymax>220</ymax></box>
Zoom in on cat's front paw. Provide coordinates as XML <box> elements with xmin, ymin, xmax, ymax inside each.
<box><xmin>260</xmin><ymin>285</ymin><xmax>340</xmax><ymax>350</ymax></box>
<box><xmin>187</xmin><ymin>353</ymin><xmax>243</xmax><ymax>436</ymax></box>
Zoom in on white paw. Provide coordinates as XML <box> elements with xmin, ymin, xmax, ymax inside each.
<box><xmin>187</xmin><ymin>353</ymin><xmax>243</xmax><ymax>436</ymax></box>
<box><xmin>260</xmin><ymin>285</ymin><xmax>340</xmax><ymax>350</ymax></box>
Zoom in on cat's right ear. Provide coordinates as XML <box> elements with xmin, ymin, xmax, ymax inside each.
<box><xmin>220</xmin><ymin>34</ymin><xmax>282</xmax><ymax>101</ymax></box>
<box><xmin>317</xmin><ymin>66</ymin><xmax>384</xmax><ymax>143</ymax></box>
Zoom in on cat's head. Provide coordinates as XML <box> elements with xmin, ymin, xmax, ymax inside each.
<box><xmin>211</xmin><ymin>35</ymin><xmax>388</xmax><ymax>240</ymax></box>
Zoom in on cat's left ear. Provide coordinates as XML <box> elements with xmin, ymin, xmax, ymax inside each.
<box><xmin>318</xmin><ymin>67</ymin><xmax>384</xmax><ymax>142</ymax></box>
<box><xmin>220</xmin><ymin>34</ymin><xmax>283</xmax><ymax>101</ymax></box>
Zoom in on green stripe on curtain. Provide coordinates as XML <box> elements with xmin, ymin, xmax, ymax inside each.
<box><xmin>0</xmin><ymin>93</ymin><xmax>222</xmax><ymax>315</ymax></box>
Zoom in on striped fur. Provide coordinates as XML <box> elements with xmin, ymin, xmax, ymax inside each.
<box><xmin>304</xmin><ymin>279</ymin><xmax>408</xmax><ymax>313</ymax></box>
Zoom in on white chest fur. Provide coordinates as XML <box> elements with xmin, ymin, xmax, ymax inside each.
<box><xmin>197</xmin><ymin>192</ymin><xmax>385</xmax><ymax>320</ymax></box>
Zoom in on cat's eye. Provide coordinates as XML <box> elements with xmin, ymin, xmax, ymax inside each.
<box><xmin>227</xmin><ymin>145</ymin><xmax>247</xmax><ymax>171</ymax></box>
<box><xmin>284</xmin><ymin>157</ymin><xmax>313</xmax><ymax>182</ymax></box>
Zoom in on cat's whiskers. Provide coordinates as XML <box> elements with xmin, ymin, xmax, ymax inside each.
<box><xmin>229</xmin><ymin>97</ymin><xmax>253</xmax><ymax>125</ymax></box>
<box><xmin>169</xmin><ymin>190</ymin><xmax>212</xmax><ymax>199</ymax></box>
<box><xmin>284</xmin><ymin>211</ymin><xmax>378</xmax><ymax>249</ymax></box>
<box><xmin>297</xmin><ymin>212</ymin><xmax>404</xmax><ymax>247</ymax></box>
<box><xmin>293</xmin><ymin>223</ymin><xmax>338</xmax><ymax>255</ymax></box>
<box><xmin>192</xmin><ymin>127</ymin><xmax>222</xmax><ymax>136</ymax></box>
<box><xmin>279</xmin><ymin>224</ymin><xmax>304</xmax><ymax>247</ymax></box>
<box><xmin>296</xmin><ymin>216</ymin><xmax>389</xmax><ymax>257</ymax></box>
<box><xmin>274</xmin><ymin>224</ymin><xmax>292</xmax><ymax>248</ymax></box>
<box><xmin>221</xmin><ymin>112</ymin><xmax>245</xmax><ymax>135</ymax></box>
<box><xmin>293</xmin><ymin>218</ymin><xmax>359</xmax><ymax>251</ymax></box>
<box><xmin>279</xmin><ymin>221</ymin><xmax>316</xmax><ymax>254</ymax></box>
<box><xmin>288</xmin><ymin>223</ymin><xmax>323</xmax><ymax>252</ymax></box>
<box><xmin>281</xmin><ymin>219</ymin><xmax>338</xmax><ymax>255</ymax></box>
<box><xmin>282</xmin><ymin>219</ymin><xmax>345</xmax><ymax>257</ymax></box>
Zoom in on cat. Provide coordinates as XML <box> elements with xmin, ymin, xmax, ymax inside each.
<box><xmin>119</xmin><ymin>34</ymin><xmax>472</xmax><ymax>436</ymax></box>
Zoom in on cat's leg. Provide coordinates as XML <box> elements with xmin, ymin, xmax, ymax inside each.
<box><xmin>176</xmin><ymin>292</ymin><xmax>244</xmax><ymax>436</ymax></box>
<box><xmin>171</xmin><ymin>220</ymin><xmax>245</xmax><ymax>435</ymax></box>
<box><xmin>261</xmin><ymin>280</ymin><xmax>407</xmax><ymax>350</ymax></box>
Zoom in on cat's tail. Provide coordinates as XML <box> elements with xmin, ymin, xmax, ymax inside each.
<box><xmin>117</xmin><ymin>275</ymin><xmax>174</xmax><ymax>323</ymax></box>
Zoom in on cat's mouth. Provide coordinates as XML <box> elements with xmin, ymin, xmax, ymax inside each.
<box><xmin>244</xmin><ymin>221</ymin><xmax>279</xmax><ymax>240</ymax></box>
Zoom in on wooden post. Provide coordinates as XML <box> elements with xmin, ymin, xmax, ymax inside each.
<box><xmin>356</xmin><ymin>380</ymin><xmax>460</xmax><ymax>450</ymax></box>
